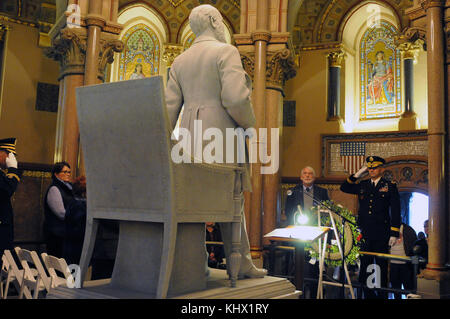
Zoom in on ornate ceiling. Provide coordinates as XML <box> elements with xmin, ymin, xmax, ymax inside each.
<box><xmin>0</xmin><ymin>1</ymin><xmax>420</xmax><ymax>48</ymax></box>
<box><xmin>0</xmin><ymin>0</ymin><xmax>55</xmax><ymax>32</ymax></box>
<box><xmin>292</xmin><ymin>0</ymin><xmax>415</xmax><ymax>48</ymax></box>
<box><xmin>118</xmin><ymin>0</ymin><xmax>241</xmax><ymax>42</ymax></box>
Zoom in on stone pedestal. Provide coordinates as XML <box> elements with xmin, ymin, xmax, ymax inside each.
<box><xmin>417</xmin><ymin>276</ymin><xmax>450</xmax><ymax>299</ymax></box>
<box><xmin>46</xmin><ymin>269</ymin><xmax>301</xmax><ymax>299</ymax></box>
<box><xmin>398</xmin><ymin>111</ymin><xmax>419</xmax><ymax>130</ymax></box>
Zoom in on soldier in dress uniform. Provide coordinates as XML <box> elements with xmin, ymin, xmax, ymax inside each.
<box><xmin>0</xmin><ymin>138</ymin><xmax>21</xmax><ymax>256</ymax></box>
<box><xmin>340</xmin><ymin>156</ymin><xmax>400</xmax><ymax>299</ymax></box>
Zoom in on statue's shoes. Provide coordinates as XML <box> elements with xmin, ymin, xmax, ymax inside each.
<box><xmin>238</xmin><ymin>267</ymin><xmax>268</xmax><ymax>279</ymax></box>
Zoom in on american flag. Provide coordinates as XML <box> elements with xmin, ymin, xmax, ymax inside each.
<box><xmin>340</xmin><ymin>142</ymin><xmax>366</xmax><ymax>175</ymax></box>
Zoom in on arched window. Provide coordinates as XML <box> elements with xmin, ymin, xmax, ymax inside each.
<box><xmin>119</xmin><ymin>24</ymin><xmax>160</xmax><ymax>81</ymax></box>
<box><xmin>110</xmin><ymin>4</ymin><xmax>167</xmax><ymax>83</ymax></box>
<box><xmin>359</xmin><ymin>21</ymin><xmax>401</xmax><ymax>120</ymax></box>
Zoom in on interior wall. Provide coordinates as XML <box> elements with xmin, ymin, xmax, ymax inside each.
<box><xmin>413</xmin><ymin>49</ymin><xmax>428</xmax><ymax>129</ymax></box>
<box><xmin>0</xmin><ymin>23</ymin><xmax>60</xmax><ymax>164</ymax></box>
<box><xmin>282</xmin><ymin>49</ymin><xmax>342</xmax><ymax>178</ymax></box>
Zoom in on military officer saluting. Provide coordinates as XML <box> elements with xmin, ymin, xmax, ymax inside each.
<box><xmin>340</xmin><ymin>156</ymin><xmax>400</xmax><ymax>299</ymax></box>
<box><xmin>0</xmin><ymin>138</ymin><xmax>21</xmax><ymax>256</ymax></box>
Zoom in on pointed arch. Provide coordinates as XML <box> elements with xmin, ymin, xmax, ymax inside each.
<box><xmin>110</xmin><ymin>4</ymin><xmax>168</xmax><ymax>82</ymax></box>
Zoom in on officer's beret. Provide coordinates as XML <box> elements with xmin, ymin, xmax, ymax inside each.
<box><xmin>366</xmin><ymin>155</ymin><xmax>385</xmax><ymax>168</ymax></box>
<box><xmin>0</xmin><ymin>137</ymin><xmax>17</xmax><ymax>155</ymax></box>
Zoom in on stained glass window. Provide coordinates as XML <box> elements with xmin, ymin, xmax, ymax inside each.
<box><xmin>360</xmin><ymin>21</ymin><xmax>401</xmax><ymax>120</ymax></box>
<box><xmin>119</xmin><ymin>24</ymin><xmax>160</xmax><ymax>81</ymax></box>
<box><xmin>183</xmin><ymin>33</ymin><xmax>196</xmax><ymax>50</ymax></box>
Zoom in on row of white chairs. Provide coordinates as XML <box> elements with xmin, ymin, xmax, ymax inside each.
<box><xmin>0</xmin><ymin>247</ymin><xmax>73</xmax><ymax>299</ymax></box>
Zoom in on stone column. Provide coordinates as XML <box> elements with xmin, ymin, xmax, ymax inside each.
<box><xmin>446</xmin><ymin>6</ymin><xmax>450</xmax><ymax>272</ymax></box>
<box><xmin>84</xmin><ymin>1</ymin><xmax>105</xmax><ymax>85</ymax></box>
<box><xmin>45</xmin><ymin>28</ymin><xmax>87</xmax><ymax>178</ymax></box>
<box><xmin>249</xmin><ymin>26</ymin><xmax>270</xmax><ymax>258</ymax></box>
<box><xmin>262</xmin><ymin>48</ymin><xmax>296</xmax><ymax>245</ymax></box>
<box><xmin>396</xmin><ymin>35</ymin><xmax>424</xmax><ymax>130</ymax></box>
<box><xmin>420</xmin><ymin>0</ymin><xmax>448</xmax><ymax>280</ymax></box>
<box><xmin>46</xmin><ymin>1</ymin><xmax>123</xmax><ymax>177</ymax></box>
<box><xmin>326</xmin><ymin>50</ymin><xmax>345</xmax><ymax>121</ymax></box>
<box><xmin>237</xmin><ymin>0</ymin><xmax>295</xmax><ymax>259</ymax></box>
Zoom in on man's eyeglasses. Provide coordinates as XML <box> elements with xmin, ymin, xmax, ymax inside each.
<box><xmin>61</xmin><ymin>170</ymin><xmax>71</xmax><ymax>174</ymax></box>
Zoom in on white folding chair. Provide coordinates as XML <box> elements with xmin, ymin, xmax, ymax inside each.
<box><xmin>41</xmin><ymin>253</ymin><xmax>71</xmax><ymax>289</ymax></box>
<box><xmin>15</xmin><ymin>247</ymin><xmax>51</xmax><ymax>299</ymax></box>
<box><xmin>1</xmin><ymin>249</ymin><xmax>33</xmax><ymax>299</ymax></box>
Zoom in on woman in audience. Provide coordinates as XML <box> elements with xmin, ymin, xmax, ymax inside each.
<box><xmin>63</xmin><ymin>176</ymin><xmax>87</xmax><ymax>265</ymax></box>
<box><xmin>43</xmin><ymin>161</ymin><xmax>74</xmax><ymax>258</ymax></box>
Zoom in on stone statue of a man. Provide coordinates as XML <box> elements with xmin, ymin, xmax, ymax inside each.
<box><xmin>165</xmin><ymin>4</ymin><xmax>266</xmax><ymax>279</ymax></box>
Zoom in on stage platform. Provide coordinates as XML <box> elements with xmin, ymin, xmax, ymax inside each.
<box><xmin>46</xmin><ymin>268</ymin><xmax>301</xmax><ymax>299</ymax></box>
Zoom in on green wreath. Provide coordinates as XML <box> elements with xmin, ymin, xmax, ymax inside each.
<box><xmin>305</xmin><ymin>200</ymin><xmax>363</xmax><ymax>267</ymax></box>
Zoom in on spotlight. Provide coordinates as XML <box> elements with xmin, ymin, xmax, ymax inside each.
<box><xmin>294</xmin><ymin>205</ymin><xmax>308</xmax><ymax>225</ymax></box>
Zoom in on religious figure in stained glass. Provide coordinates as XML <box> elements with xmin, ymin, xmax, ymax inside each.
<box><xmin>119</xmin><ymin>24</ymin><xmax>160</xmax><ymax>81</ymax></box>
<box><xmin>360</xmin><ymin>21</ymin><xmax>401</xmax><ymax>119</ymax></box>
<box><xmin>129</xmin><ymin>63</ymin><xmax>146</xmax><ymax>80</ymax></box>
<box><xmin>367</xmin><ymin>50</ymin><xmax>394</xmax><ymax>105</ymax></box>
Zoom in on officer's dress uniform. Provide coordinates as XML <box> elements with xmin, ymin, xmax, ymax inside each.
<box><xmin>340</xmin><ymin>160</ymin><xmax>400</xmax><ymax>299</ymax></box>
<box><xmin>0</xmin><ymin>139</ymin><xmax>21</xmax><ymax>255</ymax></box>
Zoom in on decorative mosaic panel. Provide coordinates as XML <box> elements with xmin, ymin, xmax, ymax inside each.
<box><xmin>119</xmin><ymin>24</ymin><xmax>160</xmax><ymax>81</ymax></box>
<box><xmin>183</xmin><ymin>33</ymin><xmax>196</xmax><ymax>50</ymax></box>
<box><xmin>360</xmin><ymin>21</ymin><xmax>402</xmax><ymax>120</ymax></box>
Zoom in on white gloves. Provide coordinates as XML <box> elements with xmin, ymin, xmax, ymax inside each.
<box><xmin>5</xmin><ymin>152</ymin><xmax>17</xmax><ymax>168</ymax></box>
<box><xmin>354</xmin><ymin>165</ymin><xmax>368</xmax><ymax>178</ymax></box>
<box><xmin>389</xmin><ymin>236</ymin><xmax>398</xmax><ymax>247</ymax></box>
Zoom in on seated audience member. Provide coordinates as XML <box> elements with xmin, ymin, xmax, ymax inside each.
<box><xmin>43</xmin><ymin>161</ymin><xmax>74</xmax><ymax>258</ymax></box>
<box><xmin>63</xmin><ymin>176</ymin><xmax>87</xmax><ymax>265</ymax></box>
<box><xmin>206</xmin><ymin>222</ymin><xmax>225</xmax><ymax>269</ymax></box>
<box><xmin>389</xmin><ymin>223</ymin><xmax>417</xmax><ymax>299</ymax></box>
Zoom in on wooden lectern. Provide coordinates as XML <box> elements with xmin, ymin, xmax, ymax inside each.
<box><xmin>264</xmin><ymin>226</ymin><xmax>330</xmax><ymax>294</ymax></box>
<box><xmin>75</xmin><ymin>76</ymin><xmax>243</xmax><ymax>298</ymax></box>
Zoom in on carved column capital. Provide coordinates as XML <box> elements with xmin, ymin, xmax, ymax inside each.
<box><xmin>251</xmin><ymin>30</ymin><xmax>271</xmax><ymax>43</ymax></box>
<box><xmin>327</xmin><ymin>50</ymin><xmax>346</xmax><ymax>68</ymax></box>
<box><xmin>396</xmin><ymin>27</ymin><xmax>427</xmax><ymax>52</ymax></box>
<box><xmin>420</xmin><ymin>0</ymin><xmax>446</xmax><ymax>10</ymax></box>
<box><xmin>162</xmin><ymin>44</ymin><xmax>184</xmax><ymax>67</ymax></box>
<box><xmin>396</xmin><ymin>33</ymin><xmax>425</xmax><ymax>61</ymax></box>
<box><xmin>85</xmin><ymin>14</ymin><xmax>107</xmax><ymax>28</ymax></box>
<box><xmin>240</xmin><ymin>51</ymin><xmax>256</xmax><ymax>79</ymax></box>
<box><xmin>266</xmin><ymin>48</ymin><xmax>297</xmax><ymax>90</ymax></box>
<box><xmin>97</xmin><ymin>38</ymin><xmax>124</xmax><ymax>81</ymax></box>
<box><xmin>44</xmin><ymin>28</ymin><xmax>87</xmax><ymax>80</ymax></box>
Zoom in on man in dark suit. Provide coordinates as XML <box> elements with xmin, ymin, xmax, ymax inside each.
<box><xmin>340</xmin><ymin>156</ymin><xmax>400</xmax><ymax>299</ymax></box>
<box><xmin>285</xmin><ymin>166</ymin><xmax>330</xmax><ymax>227</ymax></box>
<box><xmin>0</xmin><ymin>138</ymin><xmax>21</xmax><ymax>256</ymax></box>
<box><xmin>283</xmin><ymin>166</ymin><xmax>330</xmax><ymax>298</ymax></box>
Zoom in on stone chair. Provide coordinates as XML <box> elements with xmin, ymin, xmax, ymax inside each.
<box><xmin>76</xmin><ymin>76</ymin><xmax>243</xmax><ymax>298</ymax></box>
